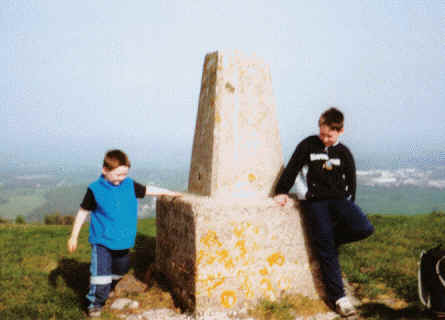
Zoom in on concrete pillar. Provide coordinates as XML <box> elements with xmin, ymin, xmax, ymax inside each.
<box><xmin>156</xmin><ymin>51</ymin><xmax>325</xmax><ymax>314</ymax></box>
<box><xmin>188</xmin><ymin>51</ymin><xmax>283</xmax><ymax>199</ymax></box>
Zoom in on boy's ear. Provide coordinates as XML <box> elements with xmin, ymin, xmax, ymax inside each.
<box><xmin>339</xmin><ymin>127</ymin><xmax>344</xmax><ymax>135</ymax></box>
<box><xmin>102</xmin><ymin>167</ymin><xmax>108</xmax><ymax>175</ymax></box>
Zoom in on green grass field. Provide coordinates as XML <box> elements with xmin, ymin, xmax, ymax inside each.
<box><xmin>0</xmin><ymin>219</ymin><xmax>156</xmax><ymax>319</ymax></box>
<box><xmin>337</xmin><ymin>213</ymin><xmax>445</xmax><ymax>319</ymax></box>
<box><xmin>1</xmin><ymin>214</ymin><xmax>444</xmax><ymax>319</ymax></box>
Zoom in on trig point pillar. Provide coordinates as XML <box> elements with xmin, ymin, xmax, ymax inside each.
<box><xmin>156</xmin><ymin>51</ymin><xmax>325</xmax><ymax>314</ymax></box>
<box><xmin>188</xmin><ymin>50</ymin><xmax>283</xmax><ymax>198</ymax></box>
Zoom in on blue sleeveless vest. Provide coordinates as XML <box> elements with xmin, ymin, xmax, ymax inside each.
<box><xmin>88</xmin><ymin>175</ymin><xmax>138</xmax><ymax>250</ymax></box>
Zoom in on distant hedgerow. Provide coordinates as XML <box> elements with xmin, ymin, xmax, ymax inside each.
<box><xmin>15</xmin><ymin>215</ymin><xmax>26</xmax><ymax>224</ymax></box>
<box><xmin>431</xmin><ymin>209</ymin><xmax>445</xmax><ymax>217</ymax></box>
<box><xmin>44</xmin><ymin>212</ymin><xmax>74</xmax><ymax>225</ymax></box>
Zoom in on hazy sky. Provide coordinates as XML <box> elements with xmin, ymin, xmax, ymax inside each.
<box><xmin>2</xmin><ymin>1</ymin><xmax>444</xmax><ymax>170</ymax></box>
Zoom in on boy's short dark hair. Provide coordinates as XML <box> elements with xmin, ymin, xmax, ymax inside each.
<box><xmin>318</xmin><ymin>107</ymin><xmax>344</xmax><ymax>131</ymax></box>
<box><xmin>103</xmin><ymin>149</ymin><xmax>131</xmax><ymax>170</ymax></box>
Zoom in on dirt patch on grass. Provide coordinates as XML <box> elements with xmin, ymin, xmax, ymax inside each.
<box><xmin>104</xmin><ymin>269</ymin><xmax>181</xmax><ymax>318</ymax></box>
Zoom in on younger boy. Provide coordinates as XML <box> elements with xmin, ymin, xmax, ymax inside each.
<box><xmin>273</xmin><ymin>108</ymin><xmax>374</xmax><ymax>317</ymax></box>
<box><xmin>67</xmin><ymin>149</ymin><xmax>181</xmax><ymax>317</ymax></box>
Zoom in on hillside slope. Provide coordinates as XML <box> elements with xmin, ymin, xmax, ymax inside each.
<box><xmin>1</xmin><ymin>214</ymin><xmax>444</xmax><ymax>319</ymax></box>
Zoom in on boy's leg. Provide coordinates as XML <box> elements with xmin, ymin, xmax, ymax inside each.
<box><xmin>330</xmin><ymin>199</ymin><xmax>374</xmax><ymax>247</ymax></box>
<box><xmin>111</xmin><ymin>249</ymin><xmax>131</xmax><ymax>291</ymax></box>
<box><xmin>86</xmin><ymin>244</ymin><xmax>113</xmax><ymax>309</ymax></box>
<box><xmin>301</xmin><ymin>200</ymin><xmax>345</xmax><ymax>304</ymax></box>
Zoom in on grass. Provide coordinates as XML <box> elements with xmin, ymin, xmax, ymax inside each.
<box><xmin>337</xmin><ymin>213</ymin><xmax>445</xmax><ymax>319</ymax></box>
<box><xmin>0</xmin><ymin>219</ymin><xmax>159</xmax><ymax>319</ymax></box>
<box><xmin>0</xmin><ymin>223</ymin><xmax>89</xmax><ymax>319</ymax></box>
<box><xmin>250</xmin><ymin>294</ymin><xmax>331</xmax><ymax>320</ymax></box>
<box><xmin>1</xmin><ymin>214</ymin><xmax>444</xmax><ymax>319</ymax></box>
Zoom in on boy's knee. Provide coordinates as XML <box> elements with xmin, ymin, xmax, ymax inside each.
<box><xmin>360</xmin><ymin>224</ymin><xmax>374</xmax><ymax>240</ymax></box>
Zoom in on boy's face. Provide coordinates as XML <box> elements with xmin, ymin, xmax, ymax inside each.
<box><xmin>319</xmin><ymin>125</ymin><xmax>343</xmax><ymax>147</ymax></box>
<box><xmin>102</xmin><ymin>165</ymin><xmax>129</xmax><ymax>186</ymax></box>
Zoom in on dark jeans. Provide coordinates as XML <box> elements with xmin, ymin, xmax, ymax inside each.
<box><xmin>86</xmin><ymin>244</ymin><xmax>130</xmax><ymax>309</ymax></box>
<box><xmin>301</xmin><ymin>199</ymin><xmax>374</xmax><ymax>304</ymax></box>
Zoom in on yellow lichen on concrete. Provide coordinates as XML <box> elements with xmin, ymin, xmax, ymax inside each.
<box><xmin>197</xmin><ymin>273</ymin><xmax>226</xmax><ymax>297</ymax></box>
<box><xmin>240</xmin><ymin>274</ymin><xmax>254</xmax><ymax>299</ymax></box>
<box><xmin>216</xmin><ymin>249</ymin><xmax>229</xmax><ymax>262</ymax></box>
<box><xmin>221</xmin><ymin>290</ymin><xmax>237</xmax><ymax>308</ymax></box>
<box><xmin>260</xmin><ymin>277</ymin><xmax>276</xmax><ymax>300</ymax></box>
<box><xmin>206</xmin><ymin>255</ymin><xmax>217</xmax><ymax>265</ymax></box>
<box><xmin>232</xmin><ymin>221</ymin><xmax>254</xmax><ymax>238</ymax></box>
<box><xmin>235</xmin><ymin>240</ymin><xmax>247</xmax><ymax>258</ymax></box>
<box><xmin>267</xmin><ymin>252</ymin><xmax>285</xmax><ymax>267</ymax></box>
<box><xmin>196</xmin><ymin>218</ymin><xmax>298</xmax><ymax>307</ymax></box>
<box><xmin>207</xmin><ymin>279</ymin><xmax>226</xmax><ymax>296</ymax></box>
<box><xmin>197</xmin><ymin>250</ymin><xmax>206</xmax><ymax>266</ymax></box>
<box><xmin>233</xmin><ymin>226</ymin><xmax>244</xmax><ymax>239</ymax></box>
<box><xmin>224</xmin><ymin>257</ymin><xmax>235</xmax><ymax>270</ymax></box>
<box><xmin>259</xmin><ymin>267</ymin><xmax>269</xmax><ymax>276</ymax></box>
<box><xmin>260</xmin><ymin>278</ymin><xmax>273</xmax><ymax>291</ymax></box>
<box><xmin>201</xmin><ymin>230</ymin><xmax>222</xmax><ymax>248</ymax></box>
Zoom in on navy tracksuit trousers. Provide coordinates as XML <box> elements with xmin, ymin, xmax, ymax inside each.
<box><xmin>301</xmin><ymin>199</ymin><xmax>374</xmax><ymax>304</ymax></box>
<box><xmin>86</xmin><ymin>244</ymin><xmax>130</xmax><ymax>309</ymax></box>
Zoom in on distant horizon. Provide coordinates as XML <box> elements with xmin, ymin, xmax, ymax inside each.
<box><xmin>2</xmin><ymin>148</ymin><xmax>444</xmax><ymax>178</ymax></box>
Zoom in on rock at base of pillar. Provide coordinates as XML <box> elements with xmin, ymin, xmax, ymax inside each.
<box><xmin>155</xmin><ymin>194</ymin><xmax>326</xmax><ymax>313</ymax></box>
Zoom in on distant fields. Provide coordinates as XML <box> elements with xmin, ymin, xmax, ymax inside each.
<box><xmin>0</xmin><ymin>185</ymin><xmax>85</xmax><ymax>221</ymax></box>
<box><xmin>0</xmin><ymin>188</ymin><xmax>48</xmax><ymax>219</ymax></box>
<box><xmin>1</xmin><ymin>184</ymin><xmax>444</xmax><ymax>222</ymax></box>
<box><xmin>1</xmin><ymin>166</ymin><xmax>444</xmax><ymax>222</ymax></box>
<box><xmin>0</xmin><ymin>167</ymin><xmax>187</xmax><ymax>222</ymax></box>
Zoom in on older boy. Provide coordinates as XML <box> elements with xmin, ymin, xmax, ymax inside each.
<box><xmin>274</xmin><ymin>108</ymin><xmax>374</xmax><ymax>317</ymax></box>
<box><xmin>67</xmin><ymin>149</ymin><xmax>181</xmax><ymax>317</ymax></box>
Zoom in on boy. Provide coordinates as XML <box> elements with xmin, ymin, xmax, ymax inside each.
<box><xmin>273</xmin><ymin>108</ymin><xmax>374</xmax><ymax>317</ymax></box>
<box><xmin>67</xmin><ymin>149</ymin><xmax>181</xmax><ymax>317</ymax></box>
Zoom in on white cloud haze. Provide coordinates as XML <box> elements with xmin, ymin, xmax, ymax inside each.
<box><xmin>357</xmin><ymin>167</ymin><xmax>445</xmax><ymax>189</ymax></box>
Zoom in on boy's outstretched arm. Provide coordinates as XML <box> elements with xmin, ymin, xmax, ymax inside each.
<box><xmin>67</xmin><ymin>208</ymin><xmax>89</xmax><ymax>253</ymax></box>
<box><xmin>145</xmin><ymin>185</ymin><xmax>182</xmax><ymax>197</ymax></box>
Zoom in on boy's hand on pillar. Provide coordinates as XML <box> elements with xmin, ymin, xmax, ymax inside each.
<box><xmin>273</xmin><ymin>194</ymin><xmax>289</xmax><ymax>206</ymax></box>
<box><xmin>162</xmin><ymin>190</ymin><xmax>182</xmax><ymax>197</ymax></box>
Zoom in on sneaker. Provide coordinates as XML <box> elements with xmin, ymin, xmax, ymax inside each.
<box><xmin>88</xmin><ymin>306</ymin><xmax>102</xmax><ymax>318</ymax></box>
<box><xmin>335</xmin><ymin>296</ymin><xmax>356</xmax><ymax>317</ymax></box>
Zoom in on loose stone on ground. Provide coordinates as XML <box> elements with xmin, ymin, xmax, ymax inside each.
<box><xmin>111</xmin><ymin>298</ymin><xmax>139</xmax><ymax>310</ymax></box>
